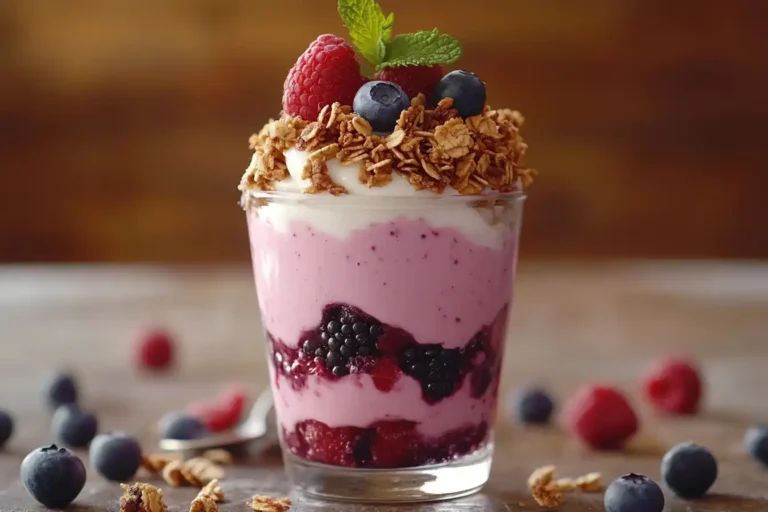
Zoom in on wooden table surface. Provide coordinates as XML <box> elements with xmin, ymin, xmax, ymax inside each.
<box><xmin>1</xmin><ymin>262</ymin><xmax>767</xmax><ymax>511</ymax></box>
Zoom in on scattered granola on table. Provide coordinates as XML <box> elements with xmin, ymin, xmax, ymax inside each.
<box><xmin>162</xmin><ymin>457</ymin><xmax>226</xmax><ymax>487</ymax></box>
<box><xmin>249</xmin><ymin>495</ymin><xmax>292</xmax><ymax>512</ymax></box>
<box><xmin>189</xmin><ymin>495</ymin><xmax>218</xmax><ymax>512</ymax></box>
<box><xmin>141</xmin><ymin>453</ymin><xmax>180</xmax><ymax>474</ymax></box>
<box><xmin>202</xmin><ymin>448</ymin><xmax>234</xmax><ymax>466</ymax></box>
<box><xmin>119</xmin><ymin>482</ymin><xmax>167</xmax><ymax>512</ymax></box>
<box><xmin>528</xmin><ymin>466</ymin><xmax>604</xmax><ymax>507</ymax></box>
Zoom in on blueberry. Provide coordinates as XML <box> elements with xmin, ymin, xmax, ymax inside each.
<box><xmin>44</xmin><ymin>372</ymin><xmax>78</xmax><ymax>409</ymax></box>
<box><xmin>353</xmin><ymin>81</ymin><xmax>410</xmax><ymax>132</ymax></box>
<box><xmin>90</xmin><ymin>432</ymin><xmax>142</xmax><ymax>481</ymax></box>
<box><xmin>510</xmin><ymin>387</ymin><xmax>554</xmax><ymax>425</ymax></box>
<box><xmin>52</xmin><ymin>404</ymin><xmax>98</xmax><ymax>447</ymax></box>
<box><xmin>0</xmin><ymin>409</ymin><xmax>13</xmax><ymax>448</ymax></box>
<box><xmin>604</xmin><ymin>473</ymin><xmax>665</xmax><ymax>512</ymax></box>
<box><xmin>661</xmin><ymin>442</ymin><xmax>718</xmax><ymax>499</ymax></box>
<box><xmin>745</xmin><ymin>424</ymin><xmax>768</xmax><ymax>467</ymax></box>
<box><xmin>21</xmin><ymin>444</ymin><xmax>86</xmax><ymax>508</ymax></box>
<box><xmin>433</xmin><ymin>70</ymin><xmax>486</xmax><ymax>118</ymax></box>
<box><xmin>158</xmin><ymin>412</ymin><xmax>208</xmax><ymax>440</ymax></box>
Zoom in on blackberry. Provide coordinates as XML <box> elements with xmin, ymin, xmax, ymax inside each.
<box><xmin>400</xmin><ymin>344</ymin><xmax>464</xmax><ymax>402</ymax></box>
<box><xmin>302</xmin><ymin>305</ymin><xmax>383</xmax><ymax>377</ymax></box>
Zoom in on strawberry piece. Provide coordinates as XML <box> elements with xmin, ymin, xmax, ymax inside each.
<box><xmin>375</xmin><ymin>65</ymin><xmax>444</xmax><ymax>102</ymax></box>
<box><xmin>643</xmin><ymin>357</ymin><xmax>702</xmax><ymax>414</ymax></box>
<box><xmin>283</xmin><ymin>34</ymin><xmax>367</xmax><ymax>120</ymax></box>
<box><xmin>563</xmin><ymin>385</ymin><xmax>639</xmax><ymax>450</ymax></box>
<box><xmin>370</xmin><ymin>421</ymin><xmax>419</xmax><ymax>468</ymax></box>
<box><xmin>134</xmin><ymin>328</ymin><xmax>174</xmax><ymax>371</ymax></box>
<box><xmin>187</xmin><ymin>386</ymin><xmax>248</xmax><ymax>432</ymax></box>
<box><xmin>299</xmin><ymin>420</ymin><xmax>365</xmax><ymax>467</ymax></box>
<box><xmin>370</xmin><ymin>358</ymin><xmax>401</xmax><ymax>392</ymax></box>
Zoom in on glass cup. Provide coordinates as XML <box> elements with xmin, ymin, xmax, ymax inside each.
<box><xmin>244</xmin><ymin>191</ymin><xmax>525</xmax><ymax>502</ymax></box>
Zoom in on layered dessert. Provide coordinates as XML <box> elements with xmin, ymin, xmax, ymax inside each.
<box><xmin>239</xmin><ymin>0</ymin><xmax>533</xmax><ymax>470</ymax></box>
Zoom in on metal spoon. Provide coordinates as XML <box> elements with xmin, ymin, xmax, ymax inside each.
<box><xmin>159</xmin><ymin>388</ymin><xmax>276</xmax><ymax>455</ymax></box>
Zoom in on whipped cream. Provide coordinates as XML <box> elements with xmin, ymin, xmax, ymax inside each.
<box><xmin>248</xmin><ymin>148</ymin><xmax>521</xmax><ymax>249</ymax></box>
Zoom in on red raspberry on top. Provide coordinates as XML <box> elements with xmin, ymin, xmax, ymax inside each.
<box><xmin>283</xmin><ymin>34</ymin><xmax>367</xmax><ymax>120</ymax></box>
<box><xmin>375</xmin><ymin>65</ymin><xmax>444</xmax><ymax>102</ymax></box>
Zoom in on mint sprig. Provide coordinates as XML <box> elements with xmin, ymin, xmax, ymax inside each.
<box><xmin>382</xmin><ymin>30</ymin><xmax>462</xmax><ymax>70</ymax></box>
<box><xmin>338</xmin><ymin>0</ymin><xmax>394</xmax><ymax>66</ymax></box>
<box><xmin>337</xmin><ymin>0</ymin><xmax>462</xmax><ymax>74</ymax></box>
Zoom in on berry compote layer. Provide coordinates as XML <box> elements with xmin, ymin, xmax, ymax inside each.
<box><xmin>247</xmin><ymin>198</ymin><xmax>520</xmax><ymax>468</ymax></box>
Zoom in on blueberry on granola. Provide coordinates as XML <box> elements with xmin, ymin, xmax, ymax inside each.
<box><xmin>354</xmin><ymin>81</ymin><xmax>410</xmax><ymax>132</ymax></box>
<box><xmin>21</xmin><ymin>444</ymin><xmax>86</xmax><ymax>508</ymax></box>
<box><xmin>433</xmin><ymin>70</ymin><xmax>486</xmax><ymax>118</ymax></box>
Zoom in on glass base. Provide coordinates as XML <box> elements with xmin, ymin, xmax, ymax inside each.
<box><xmin>283</xmin><ymin>443</ymin><xmax>493</xmax><ymax>503</ymax></box>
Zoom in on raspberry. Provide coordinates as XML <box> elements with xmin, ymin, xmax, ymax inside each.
<box><xmin>298</xmin><ymin>420</ymin><xmax>365</xmax><ymax>467</ymax></box>
<box><xmin>642</xmin><ymin>357</ymin><xmax>702</xmax><ymax>414</ymax></box>
<box><xmin>369</xmin><ymin>421</ymin><xmax>419</xmax><ymax>468</ymax></box>
<box><xmin>563</xmin><ymin>385</ymin><xmax>639</xmax><ymax>450</ymax></box>
<box><xmin>187</xmin><ymin>387</ymin><xmax>247</xmax><ymax>432</ymax></box>
<box><xmin>134</xmin><ymin>328</ymin><xmax>174</xmax><ymax>371</ymax></box>
<box><xmin>375</xmin><ymin>65</ymin><xmax>444</xmax><ymax>102</ymax></box>
<box><xmin>283</xmin><ymin>34</ymin><xmax>366</xmax><ymax>120</ymax></box>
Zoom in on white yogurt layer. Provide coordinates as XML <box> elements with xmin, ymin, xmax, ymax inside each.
<box><xmin>246</xmin><ymin>148</ymin><xmax>520</xmax><ymax>250</ymax></box>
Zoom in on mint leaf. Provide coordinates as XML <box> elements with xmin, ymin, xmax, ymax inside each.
<box><xmin>379</xmin><ymin>29</ymin><xmax>462</xmax><ymax>70</ymax></box>
<box><xmin>338</xmin><ymin>0</ymin><xmax>394</xmax><ymax>66</ymax></box>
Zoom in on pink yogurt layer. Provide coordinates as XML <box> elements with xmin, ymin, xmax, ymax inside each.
<box><xmin>272</xmin><ymin>368</ymin><xmax>498</xmax><ymax>438</ymax></box>
<box><xmin>247</xmin><ymin>210</ymin><xmax>518</xmax><ymax>349</ymax></box>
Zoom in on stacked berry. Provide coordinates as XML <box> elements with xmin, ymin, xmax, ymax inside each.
<box><xmin>301</xmin><ymin>305</ymin><xmax>383</xmax><ymax>377</ymax></box>
<box><xmin>399</xmin><ymin>344</ymin><xmax>463</xmax><ymax>402</ymax></box>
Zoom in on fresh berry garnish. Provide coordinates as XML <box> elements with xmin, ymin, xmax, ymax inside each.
<box><xmin>369</xmin><ymin>421</ymin><xmax>419</xmax><ymax>468</ymax></box>
<box><xmin>562</xmin><ymin>385</ymin><xmax>639</xmax><ymax>450</ymax></box>
<box><xmin>0</xmin><ymin>410</ymin><xmax>13</xmax><ymax>448</ymax></box>
<box><xmin>21</xmin><ymin>444</ymin><xmax>86</xmax><ymax>509</ymax></box>
<box><xmin>158</xmin><ymin>412</ymin><xmax>209</xmax><ymax>440</ymax></box>
<box><xmin>353</xmin><ymin>81</ymin><xmax>410</xmax><ymax>132</ymax></box>
<box><xmin>44</xmin><ymin>372</ymin><xmax>78</xmax><ymax>410</ymax></box>
<box><xmin>744</xmin><ymin>424</ymin><xmax>768</xmax><ymax>467</ymax></box>
<box><xmin>298</xmin><ymin>420</ymin><xmax>366</xmax><ymax>467</ymax></box>
<box><xmin>642</xmin><ymin>356</ymin><xmax>702</xmax><ymax>415</ymax></box>
<box><xmin>188</xmin><ymin>387</ymin><xmax>248</xmax><ymax>432</ymax></box>
<box><xmin>52</xmin><ymin>404</ymin><xmax>98</xmax><ymax>448</ymax></box>
<box><xmin>399</xmin><ymin>344</ymin><xmax>464</xmax><ymax>403</ymax></box>
<box><xmin>283</xmin><ymin>34</ymin><xmax>366</xmax><ymax>120</ymax></box>
<box><xmin>510</xmin><ymin>387</ymin><xmax>554</xmax><ymax>425</ymax></box>
<box><xmin>375</xmin><ymin>65</ymin><xmax>443</xmax><ymax>102</ymax></box>
<box><xmin>661</xmin><ymin>442</ymin><xmax>718</xmax><ymax>499</ymax></box>
<box><xmin>604</xmin><ymin>473</ymin><xmax>665</xmax><ymax>512</ymax></box>
<box><xmin>135</xmin><ymin>328</ymin><xmax>175</xmax><ymax>371</ymax></box>
<box><xmin>433</xmin><ymin>70</ymin><xmax>486</xmax><ymax>118</ymax></box>
<box><xmin>90</xmin><ymin>432</ymin><xmax>142</xmax><ymax>482</ymax></box>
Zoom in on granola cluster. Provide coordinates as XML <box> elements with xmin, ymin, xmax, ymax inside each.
<box><xmin>249</xmin><ymin>495</ymin><xmax>292</xmax><ymax>512</ymax></box>
<box><xmin>527</xmin><ymin>465</ymin><xmax>603</xmax><ymax>508</ymax></box>
<box><xmin>239</xmin><ymin>95</ymin><xmax>534</xmax><ymax>198</ymax></box>
<box><xmin>119</xmin><ymin>483</ymin><xmax>168</xmax><ymax>512</ymax></box>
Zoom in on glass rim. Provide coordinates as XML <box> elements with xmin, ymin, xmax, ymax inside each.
<box><xmin>241</xmin><ymin>189</ymin><xmax>526</xmax><ymax>209</ymax></box>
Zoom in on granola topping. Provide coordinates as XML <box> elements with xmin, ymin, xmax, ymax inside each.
<box><xmin>239</xmin><ymin>95</ymin><xmax>533</xmax><ymax>198</ymax></box>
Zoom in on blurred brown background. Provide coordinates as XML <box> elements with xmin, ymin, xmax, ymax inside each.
<box><xmin>1</xmin><ymin>0</ymin><xmax>767</xmax><ymax>263</ymax></box>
